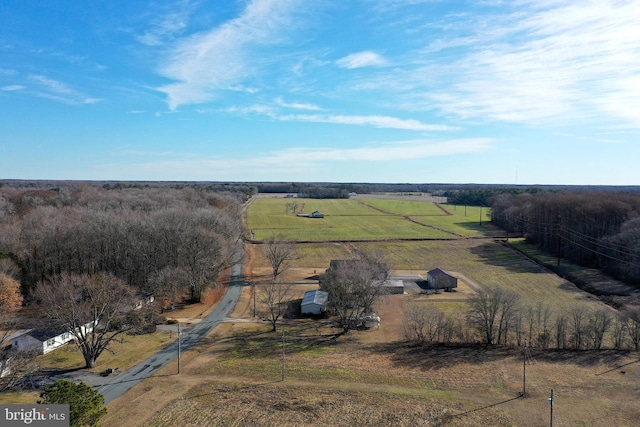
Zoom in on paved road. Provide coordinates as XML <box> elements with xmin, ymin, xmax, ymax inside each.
<box><xmin>93</xmin><ymin>243</ymin><xmax>244</xmax><ymax>404</ymax></box>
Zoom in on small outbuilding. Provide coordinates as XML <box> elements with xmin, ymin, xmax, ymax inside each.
<box><xmin>382</xmin><ymin>279</ymin><xmax>404</xmax><ymax>294</ymax></box>
<box><xmin>310</xmin><ymin>211</ymin><xmax>325</xmax><ymax>218</ymax></box>
<box><xmin>427</xmin><ymin>268</ymin><xmax>458</xmax><ymax>292</ymax></box>
<box><xmin>301</xmin><ymin>290</ymin><xmax>328</xmax><ymax>315</ymax></box>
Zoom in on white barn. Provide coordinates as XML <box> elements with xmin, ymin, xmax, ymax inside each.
<box><xmin>301</xmin><ymin>290</ymin><xmax>328</xmax><ymax>315</ymax></box>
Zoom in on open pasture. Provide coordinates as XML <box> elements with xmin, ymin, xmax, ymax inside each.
<box><xmin>246</xmin><ymin>196</ymin><xmax>498</xmax><ymax>241</ymax></box>
<box><xmin>102</xmin><ymin>288</ymin><xmax>640</xmax><ymax>427</ymax></box>
<box><xmin>98</xmin><ymin>214</ymin><xmax>638</xmax><ymax>427</ymax></box>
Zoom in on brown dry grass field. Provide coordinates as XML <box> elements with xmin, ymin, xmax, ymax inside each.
<box><xmin>99</xmin><ymin>239</ymin><xmax>640</xmax><ymax>427</ymax></box>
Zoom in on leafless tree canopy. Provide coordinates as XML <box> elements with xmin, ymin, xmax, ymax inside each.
<box><xmin>466</xmin><ymin>287</ymin><xmax>520</xmax><ymax>345</ymax></box>
<box><xmin>0</xmin><ymin>185</ymin><xmax>243</xmax><ymax>303</ymax></box>
<box><xmin>491</xmin><ymin>191</ymin><xmax>640</xmax><ymax>285</ymax></box>
<box><xmin>260</xmin><ymin>280</ymin><xmax>293</xmax><ymax>332</ymax></box>
<box><xmin>320</xmin><ymin>251</ymin><xmax>390</xmax><ymax>333</ymax></box>
<box><xmin>261</xmin><ymin>236</ymin><xmax>299</xmax><ymax>280</ymax></box>
<box><xmin>34</xmin><ymin>272</ymin><xmax>136</xmax><ymax>368</ymax></box>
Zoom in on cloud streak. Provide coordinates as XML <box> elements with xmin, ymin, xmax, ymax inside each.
<box><xmin>336</xmin><ymin>51</ymin><xmax>387</xmax><ymax>69</ymax></box>
<box><xmin>111</xmin><ymin>137</ymin><xmax>492</xmax><ymax>179</ymax></box>
<box><xmin>156</xmin><ymin>0</ymin><xmax>301</xmax><ymax>110</ymax></box>
<box><xmin>28</xmin><ymin>75</ymin><xmax>100</xmax><ymax>105</ymax></box>
<box><xmin>276</xmin><ymin>113</ymin><xmax>459</xmax><ymax>131</ymax></box>
<box><xmin>416</xmin><ymin>0</ymin><xmax>640</xmax><ymax>128</ymax></box>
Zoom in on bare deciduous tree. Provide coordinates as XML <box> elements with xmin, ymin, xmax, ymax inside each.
<box><xmin>262</xmin><ymin>236</ymin><xmax>299</xmax><ymax>280</ymax></box>
<box><xmin>34</xmin><ymin>272</ymin><xmax>135</xmax><ymax>368</ymax></box>
<box><xmin>144</xmin><ymin>266</ymin><xmax>188</xmax><ymax>311</ymax></box>
<box><xmin>260</xmin><ymin>280</ymin><xmax>293</xmax><ymax>332</ymax></box>
<box><xmin>611</xmin><ymin>314</ymin><xmax>627</xmax><ymax>350</ymax></box>
<box><xmin>320</xmin><ymin>251</ymin><xmax>390</xmax><ymax>334</ymax></box>
<box><xmin>555</xmin><ymin>313</ymin><xmax>568</xmax><ymax>349</ymax></box>
<box><xmin>466</xmin><ymin>287</ymin><xmax>519</xmax><ymax>345</ymax></box>
<box><xmin>568</xmin><ymin>305</ymin><xmax>588</xmax><ymax>349</ymax></box>
<box><xmin>586</xmin><ymin>308</ymin><xmax>611</xmax><ymax>349</ymax></box>
<box><xmin>403</xmin><ymin>304</ymin><xmax>445</xmax><ymax>344</ymax></box>
<box><xmin>624</xmin><ymin>308</ymin><xmax>640</xmax><ymax>351</ymax></box>
<box><xmin>285</xmin><ymin>201</ymin><xmax>299</xmax><ymax>215</ymax></box>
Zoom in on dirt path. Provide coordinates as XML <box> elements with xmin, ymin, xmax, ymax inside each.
<box><xmin>452</xmin><ymin>272</ymin><xmax>483</xmax><ymax>292</ymax></box>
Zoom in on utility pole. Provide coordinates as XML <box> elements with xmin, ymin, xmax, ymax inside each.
<box><xmin>253</xmin><ymin>282</ymin><xmax>256</xmax><ymax>317</ymax></box>
<box><xmin>522</xmin><ymin>341</ymin><xmax>527</xmax><ymax>397</ymax></box>
<box><xmin>281</xmin><ymin>328</ymin><xmax>285</xmax><ymax>381</ymax></box>
<box><xmin>178</xmin><ymin>323</ymin><xmax>181</xmax><ymax>374</ymax></box>
<box><xmin>548</xmin><ymin>389</ymin><xmax>555</xmax><ymax>427</ymax></box>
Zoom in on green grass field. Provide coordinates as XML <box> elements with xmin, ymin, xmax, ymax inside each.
<box><xmin>246</xmin><ymin>197</ymin><xmax>495</xmax><ymax>241</ymax></box>
<box><xmin>290</xmin><ymin>239</ymin><xmax>598</xmax><ymax>312</ymax></box>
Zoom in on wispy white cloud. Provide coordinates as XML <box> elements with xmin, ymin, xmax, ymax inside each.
<box><xmin>276</xmin><ymin>113</ymin><xmax>459</xmax><ymax>131</ymax></box>
<box><xmin>274</xmin><ymin>97</ymin><xmax>321</xmax><ymax>110</ymax></box>
<box><xmin>1</xmin><ymin>85</ymin><xmax>25</xmax><ymax>91</ymax></box>
<box><xmin>28</xmin><ymin>75</ymin><xmax>101</xmax><ymax>105</ymax></box>
<box><xmin>137</xmin><ymin>1</ymin><xmax>193</xmax><ymax>46</ymax></box>
<box><xmin>257</xmin><ymin>138</ymin><xmax>490</xmax><ymax>163</ymax></box>
<box><xmin>415</xmin><ymin>0</ymin><xmax>640</xmax><ymax>128</ymax></box>
<box><xmin>156</xmin><ymin>0</ymin><xmax>301</xmax><ymax>110</ymax></box>
<box><xmin>336</xmin><ymin>51</ymin><xmax>387</xmax><ymax>69</ymax></box>
<box><xmin>110</xmin><ymin>137</ymin><xmax>492</xmax><ymax>178</ymax></box>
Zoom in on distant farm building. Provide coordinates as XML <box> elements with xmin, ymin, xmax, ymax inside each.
<box><xmin>301</xmin><ymin>290</ymin><xmax>328</xmax><ymax>315</ymax></box>
<box><xmin>298</xmin><ymin>211</ymin><xmax>325</xmax><ymax>218</ymax></box>
<box><xmin>383</xmin><ymin>279</ymin><xmax>404</xmax><ymax>294</ymax></box>
<box><xmin>427</xmin><ymin>268</ymin><xmax>458</xmax><ymax>292</ymax></box>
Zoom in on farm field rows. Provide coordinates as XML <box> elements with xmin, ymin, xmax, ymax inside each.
<box><xmin>245</xmin><ymin>196</ymin><xmax>495</xmax><ymax>241</ymax></box>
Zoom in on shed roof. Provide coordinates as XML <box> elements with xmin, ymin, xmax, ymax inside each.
<box><xmin>427</xmin><ymin>268</ymin><xmax>455</xmax><ymax>278</ymax></box>
<box><xmin>301</xmin><ymin>290</ymin><xmax>328</xmax><ymax>307</ymax></box>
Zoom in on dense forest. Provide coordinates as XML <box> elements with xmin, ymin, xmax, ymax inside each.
<box><xmin>491</xmin><ymin>191</ymin><xmax>640</xmax><ymax>286</ymax></box>
<box><xmin>0</xmin><ymin>184</ymin><xmax>244</xmax><ymax>303</ymax></box>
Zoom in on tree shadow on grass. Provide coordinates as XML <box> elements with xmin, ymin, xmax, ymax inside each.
<box><xmin>197</xmin><ymin>321</ymin><xmax>346</xmax><ymax>360</ymax></box>
<box><xmin>366</xmin><ymin>342</ymin><xmax>635</xmax><ymax>371</ymax></box>
<box><xmin>469</xmin><ymin>241</ymin><xmax>551</xmax><ymax>274</ymax></box>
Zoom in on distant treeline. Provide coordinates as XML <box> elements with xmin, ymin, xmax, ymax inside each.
<box><xmin>254</xmin><ymin>182</ymin><xmax>433</xmax><ymax>198</ymax></box>
<box><xmin>0</xmin><ymin>186</ymin><xmax>244</xmax><ymax>302</ymax></box>
<box><xmin>491</xmin><ymin>191</ymin><xmax>640</xmax><ymax>286</ymax></box>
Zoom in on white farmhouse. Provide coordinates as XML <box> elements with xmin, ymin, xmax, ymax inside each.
<box><xmin>12</xmin><ymin>322</ymin><xmax>95</xmax><ymax>355</ymax></box>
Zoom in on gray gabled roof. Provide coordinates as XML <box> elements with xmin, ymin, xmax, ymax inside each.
<box><xmin>427</xmin><ymin>268</ymin><xmax>455</xmax><ymax>278</ymax></box>
<box><xmin>301</xmin><ymin>290</ymin><xmax>328</xmax><ymax>307</ymax></box>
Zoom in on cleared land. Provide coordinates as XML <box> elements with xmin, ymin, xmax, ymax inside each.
<box><xmin>101</xmin><ymin>276</ymin><xmax>640</xmax><ymax>427</ymax></box>
<box><xmin>245</xmin><ymin>195</ymin><xmax>494</xmax><ymax>241</ymax></box>
<box><xmin>101</xmin><ymin>195</ymin><xmax>639</xmax><ymax>426</ymax></box>
<box><xmin>7</xmin><ymin>194</ymin><xmax>639</xmax><ymax>426</ymax></box>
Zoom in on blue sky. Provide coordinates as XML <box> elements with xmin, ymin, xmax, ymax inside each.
<box><xmin>1</xmin><ymin>0</ymin><xmax>639</xmax><ymax>185</ymax></box>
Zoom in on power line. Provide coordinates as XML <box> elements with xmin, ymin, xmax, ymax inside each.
<box><xmin>557</xmin><ymin>233</ymin><xmax>640</xmax><ymax>268</ymax></box>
